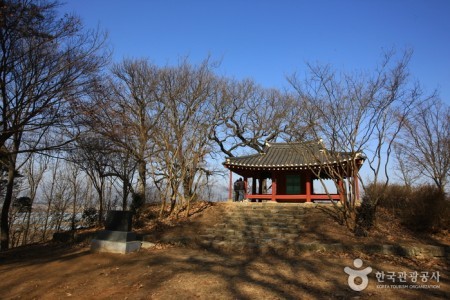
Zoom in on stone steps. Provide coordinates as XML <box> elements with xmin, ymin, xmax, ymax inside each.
<box><xmin>213</xmin><ymin>222</ymin><xmax>301</xmax><ymax>229</ymax></box>
<box><xmin>196</xmin><ymin>203</ymin><xmax>310</xmax><ymax>252</ymax></box>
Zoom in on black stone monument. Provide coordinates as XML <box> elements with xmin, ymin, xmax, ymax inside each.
<box><xmin>91</xmin><ymin>210</ymin><xmax>141</xmax><ymax>253</ymax></box>
<box><xmin>105</xmin><ymin>210</ymin><xmax>133</xmax><ymax>231</ymax></box>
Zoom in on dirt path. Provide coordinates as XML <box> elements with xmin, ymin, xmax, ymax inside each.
<box><xmin>0</xmin><ymin>243</ymin><xmax>448</xmax><ymax>299</ymax></box>
<box><xmin>1</xmin><ymin>203</ymin><xmax>448</xmax><ymax>299</ymax></box>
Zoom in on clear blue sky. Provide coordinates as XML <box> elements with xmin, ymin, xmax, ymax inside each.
<box><xmin>59</xmin><ymin>0</ymin><xmax>450</xmax><ymax>101</ymax></box>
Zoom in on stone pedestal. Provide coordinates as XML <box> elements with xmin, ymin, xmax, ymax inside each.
<box><xmin>91</xmin><ymin>239</ymin><xmax>141</xmax><ymax>254</ymax></box>
<box><xmin>91</xmin><ymin>211</ymin><xmax>141</xmax><ymax>254</ymax></box>
<box><xmin>96</xmin><ymin>230</ymin><xmax>136</xmax><ymax>242</ymax></box>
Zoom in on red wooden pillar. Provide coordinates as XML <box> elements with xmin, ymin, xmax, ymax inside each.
<box><xmin>305</xmin><ymin>172</ymin><xmax>312</xmax><ymax>202</ymax></box>
<box><xmin>228</xmin><ymin>170</ymin><xmax>233</xmax><ymax>201</ymax></box>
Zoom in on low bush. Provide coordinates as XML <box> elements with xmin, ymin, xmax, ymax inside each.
<box><xmin>401</xmin><ymin>185</ymin><xmax>448</xmax><ymax>232</ymax></box>
<box><xmin>364</xmin><ymin>183</ymin><xmax>449</xmax><ymax>233</ymax></box>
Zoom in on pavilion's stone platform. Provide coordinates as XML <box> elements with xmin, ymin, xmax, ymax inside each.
<box><xmin>142</xmin><ymin>202</ymin><xmax>449</xmax><ymax>259</ymax></box>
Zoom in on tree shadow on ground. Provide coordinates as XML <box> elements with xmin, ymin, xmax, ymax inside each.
<box><xmin>0</xmin><ymin>242</ymin><xmax>448</xmax><ymax>299</ymax></box>
<box><xmin>0</xmin><ymin>202</ymin><xmax>448</xmax><ymax>299</ymax></box>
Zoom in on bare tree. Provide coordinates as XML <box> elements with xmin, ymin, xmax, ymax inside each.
<box><xmin>152</xmin><ymin>59</ymin><xmax>218</xmax><ymax>216</ymax></box>
<box><xmin>66</xmin><ymin>160</ymin><xmax>83</xmax><ymax>231</ymax></box>
<box><xmin>39</xmin><ymin>157</ymin><xmax>74</xmax><ymax>239</ymax></box>
<box><xmin>81</xmin><ymin>59</ymin><xmax>164</xmax><ymax>207</ymax></box>
<box><xmin>393</xmin><ymin>144</ymin><xmax>420</xmax><ymax>188</ymax></box>
<box><xmin>0</xmin><ymin>0</ymin><xmax>108</xmax><ymax>249</ymax></box>
<box><xmin>41</xmin><ymin>157</ymin><xmax>59</xmax><ymax>241</ymax></box>
<box><xmin>210</xmin><ymin>78</ymin><xmax>296</xmax><ymax>157</ymax></box>
<box><xmin>288</xmin><ymin>50</ymin><xmax>425</xmax><ymax>235</ymax></box>
<box><xmin>396</xmin><ymin>99</ymin><xmax>450</xmax><ymax>194</ymax></box>
<box><xmin>107</xmin><ymin>150</ymin><xmax>137</xmax><ymax>211</ymax></box>
<box><xmin>70</xmin><ymin>135</ymin><xmax>112</xmax><ymax>225</ymax></box>
<box><xmin>21</xmin><ymin>154</ymin><xmax>49</xmax><ymax>244</ymax></box>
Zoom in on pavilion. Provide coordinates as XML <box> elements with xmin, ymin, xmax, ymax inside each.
<box><xmin>223</xmin><ymin>141</ymin><xmax>365</xmax><ymax>202</ymax></box>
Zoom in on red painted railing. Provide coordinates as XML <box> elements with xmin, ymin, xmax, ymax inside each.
<box><xmin>245</xmin><ymin>194</ymin><xmax>341</xmax><ymax>202</ymax></box>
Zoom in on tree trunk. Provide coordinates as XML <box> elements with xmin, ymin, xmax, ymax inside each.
<box><xmin>122</xmin><ymin>180</ymin><xmax>128</xmax><ymax>211</ymax></box>
<box><xmin>137</xmin><ymin>159</ymin><xmax>146</xmax><ymax>202</ymax></box>
<box><xmin>71</xmin><ymin>182</ymin><xmax>78</xmax><ymax>231</ymax></box>
<box><xmin>183</xmin><ymin>175</ymin><xmax>196</xmax><ymax>202</ymax></box>
<box><xmin>97</xmin><ymin>180</ymin><xmax>105</xmax><ymax>225</ymax></box>
<box><xmin>23</xmin><ymin>211</ymin><xmax>32</xmax><ymax>245</ymax></box>
<box><xmin>168</xmin><ymin>190</ymin><xmax>177</xmax><ymax>216</ymax></box>
<box><xmin>1</xmin><ymin>166</ymin><xmax>16</xmax><ymax>250</ymax></box>
<box><xmin>159</xmin><ymin>193</ymin><xmax>166</xmax><ymax>218</ymax></box>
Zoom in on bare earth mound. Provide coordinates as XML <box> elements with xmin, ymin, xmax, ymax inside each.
<box><xmin>137</xmin><ymin>202</ymin><xmax>449</xmax><ymax>248</ymax></box>
<box><xmin>0</xmin><ymin>202</ymin><xmax>448</xmax><ymax>299</ymax></box>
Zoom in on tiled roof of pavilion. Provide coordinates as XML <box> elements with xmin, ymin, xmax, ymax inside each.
<box><xmin>223</xmin><ymin>141</ymin><xmax>364</xmax><ymax>170</ymax></box>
